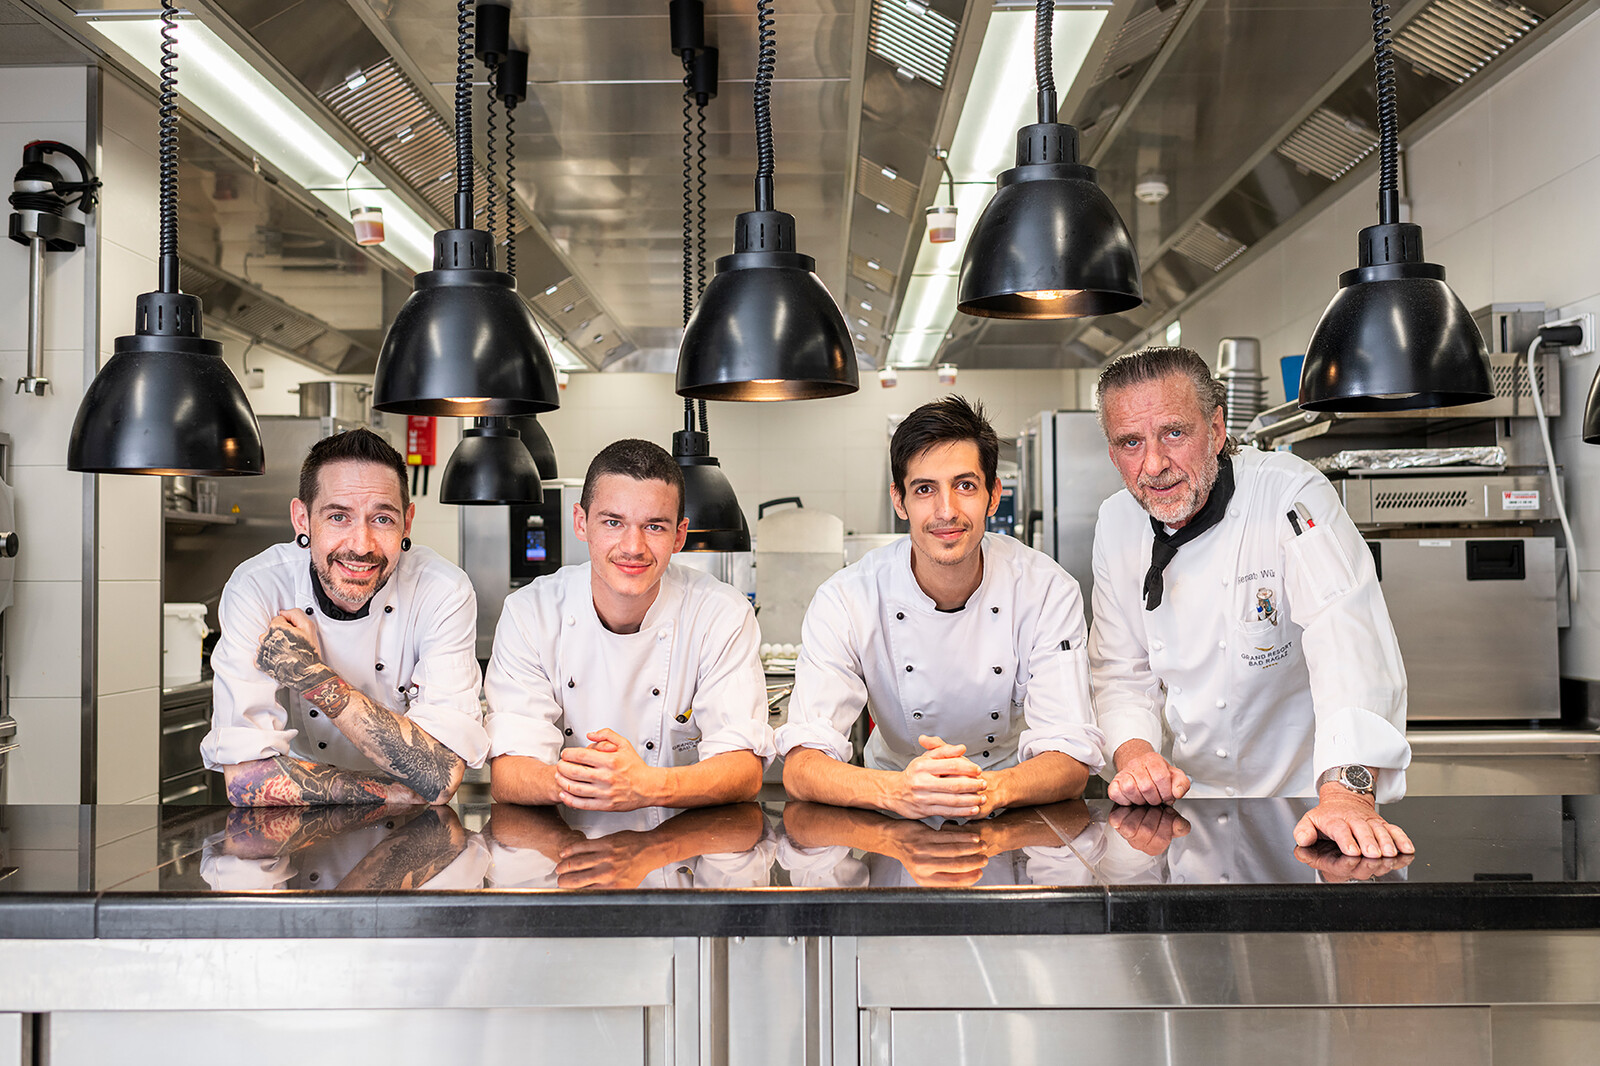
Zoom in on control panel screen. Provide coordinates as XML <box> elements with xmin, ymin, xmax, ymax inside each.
<box><xmin>525</xmin><ymin>529</ymin><xmax>547</xmax><ymax>563</ymax></box>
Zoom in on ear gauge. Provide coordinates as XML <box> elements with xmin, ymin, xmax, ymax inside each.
<box><xmin>296</xmin><ymin>533</ymin><xmax>310</xmax><ymax>548</ymax></box>
<box><xmin>402</xmin><ymin>537</ymin><xmax>413</xmax><ymax>552</ymax></box>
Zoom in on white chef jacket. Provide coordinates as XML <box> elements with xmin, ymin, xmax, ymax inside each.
<box><xmin>774</xmin><ymin>533</ymin><xmax>1105</xmax><ymax>774</ymax></box>
<box><xmin>483</xmin><ymin>562</ymin><xmax>774</xmax><ymax>768</ymax></box>
<box><xmin>1089</xmin><ymin>446</ymin><xmax>1410</xmax><ymax>802</ymax></box>
<box><xmin>201</xmin><ymin>542</ymin><xmax>489</xmax><ymax>772</ymax></box>
<box><xmin>485</xmin><ymin>806</ymin><xmax>777</xmax><ymax>889</ymax></box>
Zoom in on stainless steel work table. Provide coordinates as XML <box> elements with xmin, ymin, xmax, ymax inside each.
<box><xmin>1</xmin><ymin>792</ymin><xmax>1598</xmax><ymax>1065</ymax></box>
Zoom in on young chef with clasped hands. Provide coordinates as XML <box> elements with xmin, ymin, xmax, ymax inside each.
<box><xmin>484</xmin><ymin>439</ymin><xmax>772</xmax><ymax>810</ymax></box>
<box><xmin>1088</xmin><ymin>346</ymin><xmax>1414</xmax><ymax>860</ymax></box>
<box><xmin>777</xmin><ymin>396</ymin><xmax>1105</xmax><ymax>819</ymax></box>
<box><xmin>202</xmin><ymin>429</ymin><xmax>487</xmax><ymax>806</ymax></box>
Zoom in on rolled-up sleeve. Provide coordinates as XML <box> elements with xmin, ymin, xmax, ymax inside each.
<box><xmin>483</xmin><ymin>593</ymin><xmax>566</xmax><ymax>764</ymax></box>
<box><xmin>1087</xmin><ymin>508</ymin><xmax>1165</xmax><ymax>772</ymax></box>
<box><xmin>201</xmin><ymin>571</ymin><xmax>297</xmax><ymax>770</ymax></box>
<box><xmin>402</xmin><ymin>574</ymin><xmax>488</xmax><ymax>768</ymax></box>
<box><xmin>1017</xmin><ymin>568</ymin><xmax>1106</xmax><ymax>772</ymax></box>
<box><xmin>1282</xmin><ymin>474</ymin><xmax>1410</xmax><ymax>803</ymax></box>
<box><xmin>689</xmin><ymin>597</ymin><xmax>776</xmax><ymax>765</ymax></box>
<box><xmin>774</xmin><ymin>581</ymin><xmax>865</xmax><ymax>763</ymax></box>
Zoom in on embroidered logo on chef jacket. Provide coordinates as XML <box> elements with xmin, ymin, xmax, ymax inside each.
<box><xmin>1241</xmin><ymin>640</ymin><xmax>1294</xmax><ymax>669</ymax></box>
<box><xmin>1254</xmin><ymin>587</ymin><xmax>1279</xmax><ymax>626</ymax></box>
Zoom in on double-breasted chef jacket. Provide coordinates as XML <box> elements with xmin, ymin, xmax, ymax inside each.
<box><xmin>774</xmin><ymin>533</ymin><xmax>1106</xmax><ymax>774</ymax></box>
<box><xmin>483</xmin><ymin>562</ymin><xmax>774</xmax><ymax>769</ymax></box>
<box><xmin>201</xmin><ymin>542</ymin><xmax>489</xmax><ymax>773</ymax></box>
<box><xmin>1089</xmin><ymin>445</ymin><xmax>1410</xmax><ymax>802</ymax></box>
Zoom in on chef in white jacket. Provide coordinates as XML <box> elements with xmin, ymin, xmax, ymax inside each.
<box><xmin>485</xmin><ymin>439</ymin><xmax>772</xmax><ymax>810</ymax></box>
<box><xmin>202</xmin><ymin>429</ymin><xmax>487</xmax><ymax>807</ymax></box>
<box><xmin>778</xmin><ymin>396</ymin><xmax>1105</xmax><ymax>819</ymax></box>
<box><xmin>1088</xmin><ymin>346</ymin><xmax>1413</xmax><ymax>860</ymax></box>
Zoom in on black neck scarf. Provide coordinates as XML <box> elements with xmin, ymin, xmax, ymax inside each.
<box><xmin>309</xmin><ymin>562</ymin><xmax>372</xmax><ymax>621</ymax></box>
<box><xmin>1142</xmin><ymin>452</ymin><xmax>1236</xmax><ymax>612</ymax></box>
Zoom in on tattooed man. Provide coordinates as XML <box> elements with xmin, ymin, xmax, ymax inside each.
<box><xmin>201</xmin><ymin>429</ymin><xmax>487</xmax><ymax>806</ymax></box>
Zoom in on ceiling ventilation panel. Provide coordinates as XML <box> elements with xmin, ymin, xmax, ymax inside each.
<box><xmin>1275</xmin><ymin>107</ymin><xmax>1379</xmax><ymax>182</ymax></box>
<box><xmin>1392</xmin><ymin>0</ymin><xmax>1541</xmax><ymax>84</ymax></box>
<box><xmin>1090</xmin><ymin>0</ymin><xmax>1191</xmax><ymax>86</ymax></box>
<box><xmin>868</xmin><ymin>0</ymin><xmax>959</xmax><ymax>87</ymax></box>
<box><xmin>851</xmin><ymin>254</ymin><xmax>898</xmax><ymax>291</ymax></box>
<box><xmin>856</xmin><ymin>157</ymin><xmax>921</xmax><ymax>217</ymax></box>
<box><xmin>1172</xmin><ymin>222</ymin><xmax>1248</xmax><ymax>273</ymax></box>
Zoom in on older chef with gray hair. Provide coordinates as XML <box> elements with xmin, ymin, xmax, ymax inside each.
<box><xmin>1088</xmin><ymin>346</ymin><xmax>1413</xmax><ymax>860</ymax></box>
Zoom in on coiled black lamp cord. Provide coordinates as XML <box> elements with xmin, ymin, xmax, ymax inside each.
<box><xmin>158</xmin><ymin>0</ymin><xmax>179</xmax><ymax>291</ymax></box>
<box><xmin>484</xmin><ymin>56</ymin><xmax>499</xmax><ymax>250</ymax></box>
<box><xmin>753</xmin><ymin>0</ymin><xmax>776</xmax><ymax>211</ymax></box>
<box><xmin>1371</xmin><ymin>0</ymin><xmax>1400</xmax><ymax>225</ymax></box>
<box><xmin>504</xmin><ymin>99</ymin><xmax>517</xmax><ymax>276</ymax></box>
<box><xmin>1035</xmin><ymin>0</ymin><xmax>1058</xmax><ymax>124</ymax></box>
<box><xmin>453</xmin><ymin>0</ymin><xmax>474</xmax><ymax>229</ymax></box>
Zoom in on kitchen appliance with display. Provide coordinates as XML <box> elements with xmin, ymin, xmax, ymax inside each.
<box><xmin>459</xmin><ymin>479</ymin><xmax>587</xmax><ymax>661</ymax></box>
<box><xmin>1245</xmin><ymin>304</ymin><xmax>1564</xmax><ymax>722</ymax></box>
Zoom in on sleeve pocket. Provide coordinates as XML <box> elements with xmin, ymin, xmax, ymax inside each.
<box><xmin>1286</xmin><ymin>525</ymin><xmax>1358</xmax><ymax>608</ymax></box>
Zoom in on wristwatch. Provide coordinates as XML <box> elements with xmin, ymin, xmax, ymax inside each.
<box><xmin>1317</xmin><ymin>764</ymin><xmax>1375</xmax><ymax>796</ymax></box>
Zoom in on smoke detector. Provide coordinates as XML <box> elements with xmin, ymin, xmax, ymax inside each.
<box><xmin>1135</xmin><ymin>175</ymin><xmax>1170</xmax><ymax>204</ymax></box>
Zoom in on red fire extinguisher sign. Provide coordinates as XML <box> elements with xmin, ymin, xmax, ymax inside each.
<box><xmin>406</xmin><ymin>416</ymin><xmax>436</xmax><ymax>466</ymax></box>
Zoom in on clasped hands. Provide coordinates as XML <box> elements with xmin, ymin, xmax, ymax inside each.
<box><xmin>886</xmin><ymin>734</ymin><xmax>1001</xmax><ymax>820</ymax></box>
<box><xmin>555</xmin><ymin>728</ymin><xmax>662</xmax><ymax>811</ymax></box>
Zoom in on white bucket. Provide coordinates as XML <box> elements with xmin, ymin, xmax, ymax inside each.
<box><xmin>162</xmin><ymin>602</ymin><xmax>210</xmax><ymax>685</ymax></box>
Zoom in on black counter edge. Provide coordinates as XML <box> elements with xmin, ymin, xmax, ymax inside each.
<box><xmin>0</xmin><ymin>895</ymin><xmax>97</xmax><ymax>938</ymax></box>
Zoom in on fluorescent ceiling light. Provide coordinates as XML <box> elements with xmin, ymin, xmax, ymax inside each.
<box><xmin>888</xmin><ymin>330</ymin><xmax>947</xmax><ymax>367</ymax></box>
<box><xmin>92</xmin><ymin>17</ymin><xmax>435</xmax><ymax>271</ymax></box>
<box><xmin>900</xmin><ymin>274</ymin><xmax>956</xmax><ymax>333</ymax></box>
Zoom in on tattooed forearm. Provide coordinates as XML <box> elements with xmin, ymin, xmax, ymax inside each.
<box><xmin>224</xmin><ymin>756</ymin><xmax>393</xmax><ymax>807</ymax></box>
<box><xmin>221</xmin><ymin>803</ymin><xmax>393</xmax><ymax>857</ymax></box>
<box><xmin>337</xmin><ymin>808</ymin><xmax>467</xmax><ymax>890</ymax></box>
<box><xmin>332</xmin><ymin>688</ymin><xmax>466</xmax><ymax>804</ymax></box>
<box><xmin>256</xmin><ymin>623</ymin><xmax>336</xmax><ymax>693</ymax></box>
<box><xmin>303</xmin><ymin>676</ymin><xmax>354</xmax><ymax>719</ymax></box>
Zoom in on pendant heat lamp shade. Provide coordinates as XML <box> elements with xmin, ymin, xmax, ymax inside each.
<box><xmin>956</xmin><ymin>1</ymin><xmax>1140</xmax><ymax>321</ymax></box>
<box><xmin>373</xmin><ymin>228</ymin><xmax>559</xmax><ymax>416</ymax></box>
<box><xmin>68</xmin><ymin>3</ymin><xmax>263</xmax><ymax>476</ymax></box>
<box><xmin>1297</xmin><ymin>0</ymin><xmax>1491</xmax><ymax>412</ymax></box>
<box><xmin>371</xmin><ymin>0</ymin><xmax>559</xmax><ymax>418</ymax></box>
<box><xmin>675</xmin><ymin>0</ymin><xmax>858</xmax><ymax>402</ymax></box>
<box><xmin>674</xmin><ymin>428</ymin><xmax>751</xmax><ymax>552</ymax></box>
<box><xmin>439</xmin><ymin>418</ymin><xmax>543</xmax><ymax>504</ymax></box>
<box><xmin>509</xmin><ymin>415</ymin><xmax>558</xmax><ymax>478</ymax></box>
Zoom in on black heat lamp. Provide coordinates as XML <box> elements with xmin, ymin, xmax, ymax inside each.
<box><xmin>68</xmin><ymin>1</ymin><xmax>263</xmax><ymax>475</ymax></box>
<box><xmin>1298</xmin><ymin>0</ymin><xmax>1492</xmax><ymax>412</ymax></box>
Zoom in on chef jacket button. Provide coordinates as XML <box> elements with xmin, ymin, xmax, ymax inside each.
<box><xmin>1225</xmin><ymin>786</ymin><xmax>1237</xmax><ymax>797</ymax></box>
<box><xmin>566</xmin><ymin>616</ymin><xmax>576</xmax><ymax>627</ymax></box>
<box><xmin>1221</xmin><ymin>577</ymin><xmax>1229</xmax><ymax>587</ymax></box>
<box><xmin>1218</xmin><ymin>813</ymin><xmax>1229</xmax><ymax>825</ymax></box>
<box><xmin>567</xmin><ymin>680</ymin><xmax>575</xmax><ymax>688</ymax></box>
<box><xmin>1216</xmin><ymin>698</ymin><xmax>1227</xmax><ymax>709</ymax></box>
<box><xmin>308</xmin><ymin>873</ymin><xmax>319</xmax><ymax>883</ymax></box>
<box><xmin>652</xmin><ymin>688</ymin><xmax>660</xmax><ymax>696</ymax></box>
<box><xmin>305</xmin><ymin>606</ymin><xmax>314</xmax><ymax>615</ymax></box>
<box><xmin>309</xmin><ymin>710</ymin><xmax>318</xmax><ymax>718</ymax></box>
<box><xmin>1218</xmin><ymin>640</ymin><xmax>1227</xmax><ymax>650</ymax></box>
<box><xmin>384</xmin><ymin>605</ymin><xmax>393</xmax><ymax>614</ymax></box>
<box><xmin>905</xmin><ymin>665</ymin><xmax>913</xmax><ymax>672</ymax></box>
<box><xmin>991</xmin><ymin>606</ymin><xmax>999</xmax><ymax>614</ymax></box>
<box><xmin>1178</xmin><ymin>734</ymin><xmax>1188</xmax><ymax>744</ymax></box>
<box><xmin>982</xmin><ymin>751</ymin><xmax>990</xmax><ymax>758</ymax></box>
<box><xmin>896</xmin><ymin>612</ymin><xmax>905</xmax><ymax>620</ymax></box>
<box><xmin>318</xmin><ymin>742</ymin><xmax>327</xmax><ymax>749</ymax></box>
<box><xmin>1215</xmin><ymin>748</ymin><xmax>1228</xmax><ymax>759</ymax></box>
<box><xmin>1229</xmin><ymin>508</ymin><xmax>1240</xmax><ymax>517</ymax></box>
<box><xmin>912</xmin><ymin>711</ymin><xmax>923</xmax><ymax>719</ymax></box>
<box><xmin>1152</xmin><ymin>640</ymin><xmax>1164</xmax><ymax>651</ymax></box>
<box><xmin>658</xmin><ymin>630</ymin><xmax>668</xmax><ymax>641</ymax></box>
<box><xmin>645</xmin><ymin>741</ymin><xmax>655</xmax><ymax>751</ymax></box>
<box><xmin>992</xmin><ymin>666</ymin><xmax>1002</xmax><ymax>674</ymax></box>
<box><xmin>990</xmin><ymin>712</ymin><xmax>1000</xmax><ymax>720</ymax></box>
<box><xmin>987</xmin><ymin>735</ymin><xmax>995</xmax><ymax>743</ymax></box>
<box><xmin>1172</xmin><ymin>685</ymin><xmax>1182</xmax><ymax>695</ymax></box>
<box><xmin>564</xmin><ymin>728</ymin><xmax>573</xmax><ymax>736</ymax></box>
<box><xmin>375</xmin><ymin>663</ymin><xmax>384</xmax><ymax>671</ymax></box>
<box><xmin>398</xmin><ymin>685</ymin><xmax>406</xmax><ymax>693</ymax></box>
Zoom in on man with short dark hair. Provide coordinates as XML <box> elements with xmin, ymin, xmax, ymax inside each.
<box><xmin>1090</xmin><ymin>347</ymin><xmax>1413</xmax><ymax>860</ymax></box>
<box><xmin>778</xmin><ymin>396</ymin><xmax>1104</xmax><ymax>819</ymax></box>
<box><xmin>484</xmin><ymin>439</ymin><xmax>771</xmax><ymax>810</ymax></box>
<box><xmin>203</xmin><ymin>428</ymin><xmax>486</xmax><ymax>806</ymax></box>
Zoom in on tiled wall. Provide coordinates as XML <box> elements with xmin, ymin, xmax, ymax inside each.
<box><xmin>538</xmin><ymin>368</ymin><xmax>1093</xmax><ymax>536</ymax></box>
<box><xmin>0</xmin><ymin>66</ymin><xmax>93</xmax><ymax>804</ymax></box>
<box><xmin>1171</xmin><ymin>8</ymin><xmax>1600</xmax><ymax>680</ymax></box>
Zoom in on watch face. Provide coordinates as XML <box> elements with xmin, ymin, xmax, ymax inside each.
<box><xmin>1343</xmin><ymin>765</ymin><xmax>1374</xmax><ymax>791</ymax></box>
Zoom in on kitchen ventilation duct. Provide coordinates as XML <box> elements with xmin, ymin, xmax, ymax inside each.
<box><xmin>1276</xmin><ymin>107</ymin><xmax>1379</xmax><ymax>182</ymax></box>
<box><xmin>867</xmin><ymin>0</ymin><xmax>958</xmax><ymax>86</ymax></box>
<box><xmin>1392</xmin><ymin>0</ymin><xmax>1541</xmax><ymax>83</ymax></box>
<box><xmin>1171</xmin><ymin>221</ymin><xmax>1247</xmax><ymax>273</ymax></box>
<box><xmin>1089</xmin><ymin>0</ymin><xmax>1191</xmax><ymax>86</ymax></box>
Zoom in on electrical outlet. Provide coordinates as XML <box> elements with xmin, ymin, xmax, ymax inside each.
<box><xmin>1572</xmin><ymin>313</ymin><xmax>1597</xmax><ymax>357</ymax></box>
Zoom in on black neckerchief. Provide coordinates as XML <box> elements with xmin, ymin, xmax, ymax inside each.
<box><xmin>1143</xmin><ymin>452</ymin><xmax>1236</xmax><ymax>612</ymax></box>
<box><xmin>309</xmin><ymin>562</ymin><xmax>372</xmax><ymax>621</ymax></box>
